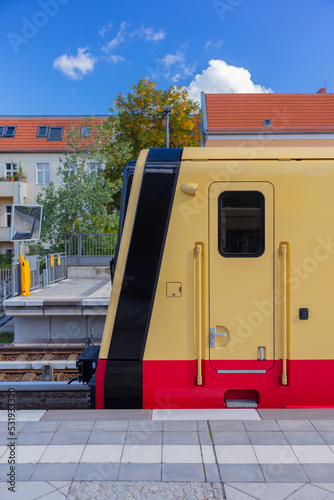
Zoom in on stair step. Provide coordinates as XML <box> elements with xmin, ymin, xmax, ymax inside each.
<box><xmin>225</xmin><ymin>399</ymin><xmax>258</xmax><ymax>408</ymax></box>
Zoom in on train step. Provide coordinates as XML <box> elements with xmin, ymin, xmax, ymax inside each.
<box><xmin>225</xmin><ymin>399</ymin><xmax>258</xmax><ymax>408</ymax></box>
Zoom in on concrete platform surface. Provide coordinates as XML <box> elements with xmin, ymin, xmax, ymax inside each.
<box><xmin>1</xmin><ymin>409</ymin><xmax>334</xmax><ymax>498</ymax></box>
<box><xmin>4</xmin><ymin>278</ymin><xmax>111</xmax><ymax>343</ymax></box>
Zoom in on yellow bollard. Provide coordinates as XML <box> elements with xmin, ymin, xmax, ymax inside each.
<box><xmin>20</xmin><ymin>254</ymin><xmax>31</xmax><ymax>296</ymax></box>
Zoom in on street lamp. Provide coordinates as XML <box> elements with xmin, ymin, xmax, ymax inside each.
<box><xmin>163</xmin><ymin>105</ymin><xmax>171</xmax><ymax>148</ymax></box>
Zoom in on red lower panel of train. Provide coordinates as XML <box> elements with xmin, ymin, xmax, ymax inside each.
<box><xmin>142</xmin><ymin>359</ymin><xmax>334</xmax><ymax>409</ymax></box>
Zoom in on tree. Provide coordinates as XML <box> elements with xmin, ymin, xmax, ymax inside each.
<box><xmin>103</xmin><ymin>78</ymin><xmax>202</xmax><ymax>200</ymax></box>
<box><xmin>34</xmin><ymin>119</ymin><xmax>121</xmax><ymax>252</ymax></box>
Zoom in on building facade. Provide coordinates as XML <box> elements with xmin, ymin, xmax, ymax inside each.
<box><xmin>201</xmin><ymin>88</ymin><xmax>334</xmax><ymax>147</ymax></box>
<box><xmin>0</xmin><ymin>116</ymin><xmax>106</xmax><ymax>254</ymax></box>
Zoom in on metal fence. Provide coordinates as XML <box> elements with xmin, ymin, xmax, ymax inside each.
<box><xmin>65</xmin><ymin>233</ymin><xmax>117</xmax><ymax>266</ymax></box>
<box><xmin>0</xmin><ymin>253</ymin><xmax>66</xmax><ymax>306</ymax></box>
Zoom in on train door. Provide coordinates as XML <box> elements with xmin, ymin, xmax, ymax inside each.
<box><xmin>209</xmin><ymin>182</ymin><xmax>275</xmax><ymax>372</ymax></box>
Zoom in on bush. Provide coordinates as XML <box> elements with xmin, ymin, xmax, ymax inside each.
<box><xmin>0</xmin><ymin>254</ymin><xmax>12</xmax><ymax>269</ymax></box>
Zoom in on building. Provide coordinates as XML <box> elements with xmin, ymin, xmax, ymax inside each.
<box><xmin>201</xmin><ymin>88</ymin><xmax>334</xmax><ymax>147</ymax></box>
<box><xmin>0</xmin><ymin>116</ymin><xmax>106</xmax><ymax>254</ymax></box>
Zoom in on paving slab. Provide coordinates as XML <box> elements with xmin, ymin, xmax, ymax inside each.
<box><xmin>288</xmin><ymin>483</ymin><xmax>334</xmax><ymax>499</ymax></box>
<box><xmin>30</xmin><ymin>463</ymin><xmax>79</xmax><ymax>481</ymax></box>
<box><xmin>224</xmin><ymin>483</ymin><xmax>304</xmax><ymax>500</ymax></box>
<box><xmin>153</xmin><ymin>408</ymin><xmax>260</xmax><ymax>420</ymax></box>
<box><xmin>261</xmin><ymin>464</ymin><xmax>309</xmax><ymax>483</ymax></box>
<box><xmin>212</xmin><ymin>431</ymin><xmax>250</xmax><ymax>445</ymax></box>
<box><xmin>219</xmin><ymin>464</ymin><xmax>264</xmax><ymax>482</ymax></box>
<box><xmin>0</xmin><ymin>410</ymin><xmax>46</xmax><ymax>422</ymax></box>
<box><xmin>41</xmin><ymin>409</ymin><xmax>151</xmax><ymax>421</ymax></box>
<box><xmin>259</xmin><ymin>409</ymin><xmax>334</xmax><ymax>420</ymax></box>
<box><xmin>283</xmin><ymin>431</ymin><xmax>326</xmax><ymax>445</ymax></box>
<box><xmin>303</xmin><ymin>464</ymin><xmax>334</xmax><ymax>482</ymax></box>
<box><xmin>74</xmin><ymin>462</ymin><xmax>119</xmax><ymax>481</ymax></box>
<box><xmin>162</xmin><ymin>464</ymin><xmax>206</xmax><ymax>482</ymax></box>
<box><xmin>118</xmin><ymin>463</ymin><xmax>161</xmax><ymax>482</ymax></box>
<box><xmin>247</xmin><ymin>431</ymin><xmax>288</xmax><ymax>445</ymax></box>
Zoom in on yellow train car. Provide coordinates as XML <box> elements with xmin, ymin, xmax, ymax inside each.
<box><xmin>94</xmin><ymin>147</ymin><xmax>334</xmax><ymax>409</ymax></box>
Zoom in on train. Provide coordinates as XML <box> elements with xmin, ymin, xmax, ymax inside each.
<box><xmin>89</xmin><ymin>146</ymin><xmax>334</xmax><ymax>409</ymax></box>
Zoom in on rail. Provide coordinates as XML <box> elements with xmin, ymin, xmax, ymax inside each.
<box><xmin>65</xmin><ymin>233</ymin><xmax>117</xmax><ymax>266</ymax></box>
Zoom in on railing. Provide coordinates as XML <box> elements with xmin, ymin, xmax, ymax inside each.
<box><xmin>0</xmin><ymin>276</ymin><xmax>13</xmax><ymax>308</ymax></box>
<box><xmin>0</xmin><ymin>269</ymin><xmax>11</xmax><ymax>282</ymax></box>
<box><xmin>41</xmin><ymin>253</ymin><xmax>66</xmax><ymax>286</ymax></box>
<box><xmin>0</xmin><ymin>253</ymin><xmax>66</xmax><ymax>307</ymax></box>
<box><xmin>65</xmin><ymin>233</ymin><xmax>117</xmax><ymax>266</ymax></box>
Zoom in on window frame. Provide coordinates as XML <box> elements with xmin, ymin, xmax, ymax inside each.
<box><xmin>4</xmin><ymin>205</ymin><xmax>12</xmax><ymax>228</ymax></box>
<box><xmin>4</xmin><ymin>162</ymin><xmax>18</xmax><ymax>179</ymax></box>
<box><xmin>47</xmin><ymin>127</ymin><xmax>63</xmax><ymax>141</ymax></box>
<box><xmin>218</xmin><ymin>190</ymin><xmax>265</xmax><ymax>258</ymax></box>
<box><xmin>35</xmin><ymin>162</ymin><xmax>51</xmax><ymax>185</ymax></box>
<box><xmin>0</xmin><ymin>126</ymin><xmax>16</xmax><ymax>138</ymax></box>
<box><xmin>37</xmin><ymin>126</ymin><xmax>49</xmax><ymax>138</ymax></box>
<box><xmin>81</xmin><ymin>126</ymin><xmax>91</xmax><ymax>137</ymax></box>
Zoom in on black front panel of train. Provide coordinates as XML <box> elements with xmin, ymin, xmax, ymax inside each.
<box><xmin>104</xmin><ymin>148</ymin><xmax>182</xmax><ymax>408</ymax></box>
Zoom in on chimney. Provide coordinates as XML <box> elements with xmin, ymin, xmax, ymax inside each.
<box><xmin>316</xmin><ymin>88</ymin><xmax>326</xmax><ymax>94</ymax></box>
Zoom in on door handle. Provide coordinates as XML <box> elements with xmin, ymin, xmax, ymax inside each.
<box><xmin>210</xmin><ymin>327</ymin><xmax>226</xmax><ymax>348</ymax></box>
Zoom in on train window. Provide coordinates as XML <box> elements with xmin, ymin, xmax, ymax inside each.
<box><xmin>218</xmin><ymin>191</ymin><xmax>264</xmax><ymax>257</ymax></box>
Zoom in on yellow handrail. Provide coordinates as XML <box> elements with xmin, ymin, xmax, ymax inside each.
<box><xmin>280</xmin><ymin>243</ymin><xmax>288</xmax><ymax>386</ymax></box>
<box><xmin>195</xmin><ymin>244</ymin><xmax>203</xmax><ymax>385</ymax></box>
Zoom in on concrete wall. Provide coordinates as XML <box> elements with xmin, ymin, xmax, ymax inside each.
<box><xmin>67</xmin><ymin>266</ymin><xmax>111</xmax><ymax>279</ymax></box>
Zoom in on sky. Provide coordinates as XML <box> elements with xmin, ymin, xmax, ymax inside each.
<box><xmin>0</xmin><ymin>0</ymin><xmax>334</xmax><ymax>116</ymax></box>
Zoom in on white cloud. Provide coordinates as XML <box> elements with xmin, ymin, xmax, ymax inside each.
<box><xmin>161</xmin><ymin>50</ymin><xmax>184</xmax><ymax>68</ymax></box>
<box><xmin>137</xmin><ymin>25</ymin><xmax>166</xmax><ymax>41</ymax></box>
<box><xmin>205</xmin><ymin>40</ymin><xmax>223</xmax><ymax>50</ymax></box>
<box><xmin>99</xmin><ymin>22</ymin><xmax>113</xmax><ymax>38</ymax></box>
<box><xmin>187</xmin><ymin>59</ymin><xmax>273</xmax><ymax>102</ymax></box>
<box><xmin>102</xmin><ymin>22</ymin><xmax>127</xmax><ymax>53</ymax></box>
<box><xmin>108</xmin><ymin>55</ymin><xmax>125</xmax><ymax>64</ymax></box>
<box><xmin>53</xmin><ymin>47</ymin><xmax>97</xmax><ymax>80</ymax></box>
<box><xmin>159</xmin><ymin>50</ymin><xmax>196</xmax><ymax>82</ymax></box>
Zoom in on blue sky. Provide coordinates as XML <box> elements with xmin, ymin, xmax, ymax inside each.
<box><xmin>1</xmin><ymin>0</ymin><xmax>334</xmax><ymax>115</ymax></box>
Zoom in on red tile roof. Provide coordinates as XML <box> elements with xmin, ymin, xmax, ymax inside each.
<box><xmin>205</xmin><ymin>91</ymin><xmax>334</xmax><ymax>133</ymax></box>
<box><xmin>0</xmin><ymin>116</ymin><xmax>107</xmax><ymax>152</ymax></box>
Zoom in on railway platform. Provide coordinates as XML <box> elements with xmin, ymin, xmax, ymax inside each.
<box><xmin>4</xmin><ymin>278</ymin><xmax>111</xmax><ymax>344</ymax></box>
<box><xmin>0</xmin><ymin>408</ymin><xmax>334</xmax><ymax>499</ymax></box>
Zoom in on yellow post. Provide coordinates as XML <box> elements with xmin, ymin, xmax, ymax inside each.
<box><xmin>20</xmin><ymin>254</ymin><xmax>31</xmax><ymax>296</ymax></box>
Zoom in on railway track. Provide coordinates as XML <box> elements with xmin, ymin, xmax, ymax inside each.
<box><xmin>0</xmin><ymin>346</ymin><xmax>91</xmax><ymax>409</ymax></box>
<box><xmin>0</xmin><ymin>347</ymin><xmax>82</xmax><ymax>382</ymax></box>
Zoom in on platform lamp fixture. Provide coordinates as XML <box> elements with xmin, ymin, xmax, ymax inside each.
<box><xmin>163</xmin><ymin>105</ymin><xmax>172</xmax><ymax>148</ymax></box>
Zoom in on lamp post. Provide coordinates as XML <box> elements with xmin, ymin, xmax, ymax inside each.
<box><xmin>163</xmin><ymin>105</ymin><xmax>171</xmax><ymax>148</ymax></box>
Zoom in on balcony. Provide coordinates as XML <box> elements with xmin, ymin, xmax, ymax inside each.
<box><xmin>0</xmin><ymin>180</ymin><xmax>27</xmax><ymax>202</ymax></box>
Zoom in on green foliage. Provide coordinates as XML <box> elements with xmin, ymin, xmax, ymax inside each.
<box><xmin>103</xmin><ymin>78</ymin><xmax>202</xmax><ymax>206</ymax></box>
<box><xmin>36</xmin><ymin>118</ymin><xmax>121</xmax><ymax>252</ymax></box>
<box><xmin>0</xmin><ymin>331</ymin><xmax>14</xmax><ymax>344</ymax></box>
<box><xmin>0</xmin><ymin>253</ymin><xmax>12</xmax><ymax>269</ymax></box>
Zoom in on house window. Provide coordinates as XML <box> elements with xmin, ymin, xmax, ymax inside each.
<box><xmin>4</xmin><ymin>162</ymin><xmax>18</xmax><ymax>179</ymax></box>
<box><xmin>36</xmin><ymin>163</ymin><xmax>51</xmax><ymax>185</ymax></box>
<box><xmin>264</xmin><ymin>119</ymin><xmax>272</xmax><ymax>127</ymax></box>
<box><xmin>218</xmin><ymin>191</ymin><xmax>265</xmax><ymax>257</ymax></box>
<box><xmin>0</xmin><ymin>126</ymin><xmax>16</xmax><ymax>137</ymax></box>
<box><xmin>48</xmin><ymin>127</ymin><xmax>63</xmax><ymax>140</ymax></box>
<box><xmin>37</xmin><ymin>126</ymin><xmax>48</xmax><ymax>138</ymax></box>
<box><xmin>4</xmin><ymin>205</ymin><xmax>12</xmax><ymax>228</ymax></box>
<box><xmin>81</xmin><ymin>126</ymin><xmax>91</xmax><ymax>137</ymax></box>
